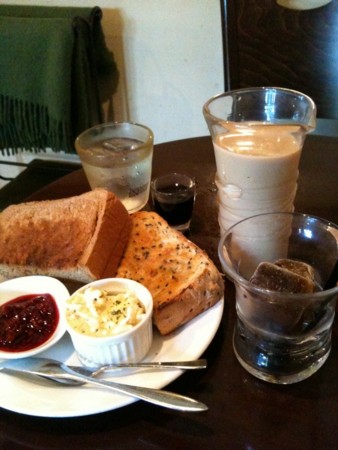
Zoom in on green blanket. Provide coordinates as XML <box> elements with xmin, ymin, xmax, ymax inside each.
<box><xmin>0</xmin><ymin>6</ymin><xmax>117</xmax><ymax>154</ymax></box>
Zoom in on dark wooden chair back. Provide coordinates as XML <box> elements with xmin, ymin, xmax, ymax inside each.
<box><xmin>221</xmin><ymin>0</ymin><xmax>338</xmax><ymax>133</ymax></box>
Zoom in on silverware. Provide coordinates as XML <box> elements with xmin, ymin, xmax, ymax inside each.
<box><xmin>0</xmin><ymin>358</ymin><xmax>208</xmax><ymax>412</ymax></box>
<box><xmin>74</xmin><ymin>358</ymin><xmax>207</xmax><ymax>376</ymax></box>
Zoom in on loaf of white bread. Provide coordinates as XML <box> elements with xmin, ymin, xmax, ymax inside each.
<box><xmin>0</xmin><ymin>190</ymin><xmax>224</xmax><ymax>335</ymax></box>
<box><xmin>117</xmin><ymin>211</ymin><xmax>224</xmax><ymax>335</ymax></box>
<box><xmin>0</xmin><ymin>189</ymin><xmax>131</xmax><ymax>283</ymax></box>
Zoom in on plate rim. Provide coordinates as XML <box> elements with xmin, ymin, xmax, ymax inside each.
<box><xmin>0</xmin><ymin>297</ymin><xmax>224</xmax><ymax>418</ymax></box>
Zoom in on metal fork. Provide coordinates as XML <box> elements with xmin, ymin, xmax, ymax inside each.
<box><xmin>66</xmin><ymin>358</ymin><xmax>207</xmax><ymax>376</ymax></box>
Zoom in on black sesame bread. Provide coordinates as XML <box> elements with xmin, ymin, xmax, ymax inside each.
<box><xmin>0</xmin><ymin>189</ymin><xmax>131</xmax><ymax>283</ymax></box>
<box><xmin>117</xmin><ymin>211</ymin><xmax>224</xmax><ymax>335</ymax></box>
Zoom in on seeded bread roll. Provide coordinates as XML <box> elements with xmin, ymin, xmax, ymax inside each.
<box><xmin>117</xmin><ymin>211</ymin><xmax>224</xmax><ymax>335</ymax></box>
<box><xmin>0</xmin><ymin>189</ymin><xmax>131</xmax><ymax>283</ymax></box>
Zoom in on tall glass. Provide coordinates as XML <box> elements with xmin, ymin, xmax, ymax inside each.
<box><xmin>203</xmin><ymin>88</ymin><xmax>316</xmax><ymax>234</ymax></box>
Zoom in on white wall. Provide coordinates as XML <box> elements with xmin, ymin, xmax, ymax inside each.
<box><xmin>0</xmin><ymin>0</ymin><xmax>224</xmax><ymax>183</ymax></box>
<box><xmin>99</xmin><ymin>1</ymin><xmax>224</xmax><ymax>144</ymax></box>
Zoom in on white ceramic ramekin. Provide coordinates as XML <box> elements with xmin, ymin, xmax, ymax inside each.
<box><xmin>65</xmin><ymin>278</ymin><xmax>153</xmax><ymax>367</ymax></box>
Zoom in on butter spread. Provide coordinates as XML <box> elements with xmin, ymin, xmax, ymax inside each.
<box><xmin>66</xmin><ymin>287</ymin><xmax>146</xmax><ymax>336</ymax></box>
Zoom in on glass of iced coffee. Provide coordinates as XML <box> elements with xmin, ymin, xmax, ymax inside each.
<box><xmin>75</xmin><ymin>122</ymin><xmax>154</xmax><ymax>213</ymax></box>
<box><xmin>203</xmin><ymin>88</ymin><xmax>316</xmax><ymax>234</ymax></box>
<box><xmin>219</xmin><ymin>212</ymin><xmax>338</xmax><ymax>384</ymax></box>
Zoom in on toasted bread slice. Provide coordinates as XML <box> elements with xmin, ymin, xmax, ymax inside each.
<box><xmin>0</xmin><ymin>189</ymin><xmax>131</xmax><ymax>283</ymax></box>
<box><xmin>117</xmin><ymin>211</ymin><xmax>224</xmax><ymax>335</ymax></box>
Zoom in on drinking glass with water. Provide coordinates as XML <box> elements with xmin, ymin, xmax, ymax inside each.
<box><xmin>75</xmin><ymin>122</ymin><xmax>154</xmax><ymax>213</ymax></box>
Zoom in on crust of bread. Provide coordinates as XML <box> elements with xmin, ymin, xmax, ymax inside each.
<box><xmin>117</xmin><ymin>211</ymin><xmax>224</xmax><ymax>335</ymax></box>
<box><xmin>0</xmin><ymin>189</ymin><xmax>131</xmax><ymax>283</ymax></box>
<box><xmin>78</xmin><ymin>191</ymin><xmax>132</xmax><ymax>279</ymax></box>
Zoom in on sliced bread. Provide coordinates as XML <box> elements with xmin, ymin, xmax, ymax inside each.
<box><xmin>0</xmin><ymin>188</ymin><xmax>131</xmax><ymax>283</ymax></box>
<box><xmin>117</xmin><ymin>211</ymin><xmax>224</xmax><ymax>335</ymax></box>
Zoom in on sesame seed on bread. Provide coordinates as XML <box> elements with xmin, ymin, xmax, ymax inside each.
<box><xmin>117</xmin><ymin>211</ymin><xmax>224</xmax><ymax>335</ymax></box>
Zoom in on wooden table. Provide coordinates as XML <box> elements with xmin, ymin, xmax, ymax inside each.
<box><xmin>0</xmin><ymin>135</ymin><xmax>337</xmax><ymax>449</ymax></box>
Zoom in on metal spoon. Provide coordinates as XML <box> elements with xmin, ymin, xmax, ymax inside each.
<box><xmin>0</xmin><ymin>358</ymin><xmax>208</xmax><ymax>412</ymax></box>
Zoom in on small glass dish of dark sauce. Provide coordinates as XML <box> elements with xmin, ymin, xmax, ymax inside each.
<box><xmin>150</xmin><ymin>173</ymin><xmax>196</xmax><ymax>233</ymax></box>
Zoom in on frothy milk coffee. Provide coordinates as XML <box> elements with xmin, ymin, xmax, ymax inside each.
<box><xmin>213</xmin><ymin>122</ymin><xmax>305</xmax><ymax>233</ymax></box>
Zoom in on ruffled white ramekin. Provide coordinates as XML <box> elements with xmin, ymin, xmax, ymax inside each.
<box><xmin>65</xmin><ymin>278</ymin><xmax>153</xmax><ymax>367</ymax></box>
